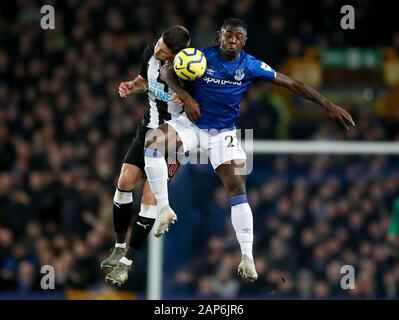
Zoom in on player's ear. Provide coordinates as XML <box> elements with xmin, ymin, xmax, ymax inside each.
<box><xmin>242</xmin><ymin>36</ymin><xmax>247</xmax><ymax>46</ymax></box>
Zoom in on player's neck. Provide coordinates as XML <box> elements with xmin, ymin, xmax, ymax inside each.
<box><xmin>219</xmin><ymin>46</ymin><xmax>240</xmax><ymax>61</ymax></box>
<box><xmin>220</xmin><ymin>53</ymin><xmax>240</xmax><ymax>62</ymax></box>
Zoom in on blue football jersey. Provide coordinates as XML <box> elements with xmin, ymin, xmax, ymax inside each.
<box><xmin>193</xmin><ymin>45</ymin><xmax>276</xmax><ymax>130</ymax></box>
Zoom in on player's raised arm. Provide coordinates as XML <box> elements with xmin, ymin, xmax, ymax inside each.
<box><xmin>160</xmin><ymin>62</ymin><xmax>201</xmax><ymax>121</ymax></box>
<box><xmin>272</xmin><ymin>72</ymin><xmax>355</xmax><ymax>130</ymax></box>
<box><xmin>119</xmin><ymin>75</ymin><xmax>148</xmax><ymax>98</ymax></box>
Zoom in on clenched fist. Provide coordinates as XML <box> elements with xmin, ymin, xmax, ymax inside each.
<box><xmin>119</xmin><ymin>81</ymin><xmax>134</xmax><ymax>98</ymax></box>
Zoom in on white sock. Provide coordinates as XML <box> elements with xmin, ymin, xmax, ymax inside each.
<box><xmin>144</xmin><ymin>149</ymin><xmax>169</xmax><ymax>210</ymax></box>
<box><xmin>115</xmin><ymin>242</ymin><xmax>126</xmax><ymax>248</ymax></box>
<box><xmin>119</xmin><ymin>256</ymin><xmax>132</xmax><ymax>266</ymax></box>
<box><xmin>113</xmin><ymin>189</ymin><xmax>133</xmax><ymax>205</ymax></box>
<box><xmin>230</xmin><ymin>195</ymin><xmax>254</xmax><ymax>260</ymax></box>
<box><xmin>139</xmin><ymin>204</ymin><xmax>158</xmax><ymax>219</ymax></box>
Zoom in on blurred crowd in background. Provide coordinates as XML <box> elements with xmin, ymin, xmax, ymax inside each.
<box><xmin>1</xmin><ymin>0</ymin><xmax>399</xmax><ymax>298</ymax></box>
<box><xmin>167</xmin><ymin>155</ymin><xmax>399</xmax><ymax>299</ymax></box>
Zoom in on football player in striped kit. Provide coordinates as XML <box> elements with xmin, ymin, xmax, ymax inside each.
<box><xmin>102</xmin><ymin>25</ymin><xmax>193</xmax><ymax>286</ymax></box>
<box><xmin>144</xmin><ymin>18</ymin><xmax>355</xmax><ymax>282</ymax></box>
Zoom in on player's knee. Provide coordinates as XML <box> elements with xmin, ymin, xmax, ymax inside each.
<box><xmin>144</xmin><ymin>136</ymin><xmax>156</xmax><ymax>150</ymax></box>
<box><xmin>145</xmin><ymin>130</ymin><xmax>167</xmax><ymax>152</ymax></box>
<box><xmin>117</xmin><ymin>171</ymin><xmax>135</xmax><ymax>191</ymax></box>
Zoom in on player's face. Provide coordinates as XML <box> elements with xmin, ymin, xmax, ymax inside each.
<box><xmin>154</xmin><ymin>37</ymin><xmax>174</xmax><ymax>62</ymax></box>
<box><xmin>219</xmin><ymin>26</ymin><xmax>247</xmax><ymax>59</ymax></box>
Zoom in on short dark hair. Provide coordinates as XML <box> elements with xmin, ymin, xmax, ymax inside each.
<box><xmin>221</xmin><ymin>18</ymin><xmax>247</xmax><ymax>33</ymax></box>
<box><xmin>162</xmin><ymin>26</ymin><xmax>191</xmax><ymax>54</ymax></box>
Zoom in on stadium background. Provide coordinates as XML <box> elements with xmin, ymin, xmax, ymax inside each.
<box><xmin>1</xmin><ymin>0</ymin><xmax>399</xmax><ymax>299</ymax></box>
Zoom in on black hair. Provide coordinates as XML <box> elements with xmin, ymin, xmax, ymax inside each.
<box><xmin>162</xmin><ymin>25</ymin><xmax>191</xmax><ymax>54</ymax></box>
<box><xmin>221</xmin><ymin>18</ymin><xmax>248</xmax><ymax>33</ymax></box>
<box><xmin>214</xmin><ymin>18</ymin><xmax>248</xmax><ymax>43</ymax></box>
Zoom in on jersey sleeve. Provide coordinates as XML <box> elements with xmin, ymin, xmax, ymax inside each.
<box><xmin>249</xmin><ymin>57</ymin><xmax>276</xmax><ymax>82</ymax></box>
<box><xmin>139</xmin><ymin>43</ymin><xmax>155</xmax><ymax>80</ymax></box>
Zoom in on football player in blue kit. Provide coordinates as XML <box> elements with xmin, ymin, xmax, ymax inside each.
<box><xmin>144</xmin><ymin>18</ymin><xmax>355</xmax><ymax>282</ymax></box>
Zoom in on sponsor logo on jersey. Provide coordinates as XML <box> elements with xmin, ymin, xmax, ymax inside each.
<box><xmin>202</xmin><ymin>76</ymin><xmax>242</xmax><ymax>86</ymax></box>
<box><xmin>206</xmin><ymin>68</ymin><xmax>215</xmax><ymax>75</ymax></box>
<box><xmin>234</xmin><ymin>68</ymin><xmax>245</xmax><ymax>81</ymax></box>
<box><xmin>149</xmin><ymin>79</ymin><xmax>172</xmax><ymax>102</ymax></box>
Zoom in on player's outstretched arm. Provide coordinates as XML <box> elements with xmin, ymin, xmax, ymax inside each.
<box><xmin>272</xmin><ymin>72</ymin><xmax>355</xmax><ymax>130</ymax></box>
<box><xmin>160</xmin><ymin>63</ymin><xmax>201</xmax><ymax>121</ymax></box>
<box><xmin>119</xmin><ymin>75</ymin><xmax>148</xmax><ymax>98</ymax></box>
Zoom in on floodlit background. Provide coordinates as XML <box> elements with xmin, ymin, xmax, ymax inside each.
<box><xmin>1</xmin><ymin>0</ymin><xmax>399</xmax><ymax>299</ymax></box>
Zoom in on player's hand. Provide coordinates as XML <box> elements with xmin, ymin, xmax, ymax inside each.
<box><xmin>326</xmin><ymin>104</ymin><xmax>355</xmax><ymax>130</ymax></box>
<box><xmin>171</xmin><ymin>93</ymin><xmax>183</xmax><ymax>106</ymax></box>
<box><xmin>119</xmin><ymin>81</ymin><xmax>134</xmax><ymax>98</ymax></box>
<box><xmin>182</xmin><ymin>94</ymin><xmax>201</xmax><ymax>121</ymax></box>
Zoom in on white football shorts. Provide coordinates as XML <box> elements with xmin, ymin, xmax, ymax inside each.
<box><xmin>166</xmin><ymin>113</ymin><xmax>246</xmax><ymax>170</ymax></box>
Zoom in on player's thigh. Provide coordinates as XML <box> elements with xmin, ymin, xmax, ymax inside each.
<box><xmin>123</xmin><ymin>121</ymin><xmax>149</xmax><ymax>180</ymax></box>
<box><xmin>144</xmin><ymin>123</ymin><xmax>184</xmax><ymax>154</ymax></box>
<box><xmin>210</xmin><ymin>131</ymin><xmax>247</xmax><ymax>196</ymax></box>
<box><xmin>118</xmin><ymin>163</ymin><xmax>143</xmax><ymax>191</ymax></box>
<box><xmin>166</xmin><ymin>114</ymin><xmax>200</xmax><ymax>155</ymax></box>
<box><xmin>209</xmin><ymin>130</ymin><xmax>247</xmax><ymax>173</ymax></box>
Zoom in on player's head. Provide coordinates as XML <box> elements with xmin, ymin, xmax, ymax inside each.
<box><xmin>154</xmin><ymin>25</ymin><xmax>191</xmax><ymax>61</ymax></box>
<box><xmin>217</xmin><ymin>18</ymin><xmax>247</xmax><ymax>59</ymax></box>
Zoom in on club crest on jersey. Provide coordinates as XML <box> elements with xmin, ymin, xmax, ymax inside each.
<box><xmin>234</xmin><ymin>68</ymin><xmax>245</xmax><ymax>81</ymax></box>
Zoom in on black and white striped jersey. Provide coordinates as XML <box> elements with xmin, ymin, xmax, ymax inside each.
<box><xmin>139</xmin><ymin>43</ymin><xmax>183</xmax><ymax>129</ymax></box>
